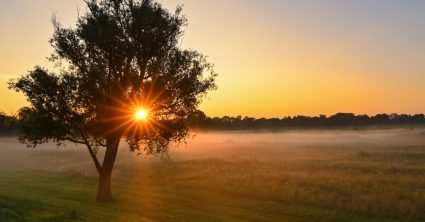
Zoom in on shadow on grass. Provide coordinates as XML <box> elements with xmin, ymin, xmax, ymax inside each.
<box><xmin>0</xmin><ymin>195</ymin><xmax>85</xmax><ymax>222</ymax></box>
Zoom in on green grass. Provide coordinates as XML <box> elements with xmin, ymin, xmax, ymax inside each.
<box><xmin>0</xmin><ymin>130</ymin><xmax>424</xmax><ymax>221</ymax></box>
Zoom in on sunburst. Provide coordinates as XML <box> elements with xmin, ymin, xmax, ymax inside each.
<box><xmin>135</xmin><ymin>108</ymin><xmax>148</xmax><ymax>121</ymax></box>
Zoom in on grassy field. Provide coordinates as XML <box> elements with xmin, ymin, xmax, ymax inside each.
<box><xmin>0</xmin><ymin>129</ymin><xmax>424</xmax><ymax>221</ymax></box>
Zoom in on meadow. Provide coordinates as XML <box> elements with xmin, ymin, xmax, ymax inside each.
<box><xmin>0</xmin><ymin>129</ymin><xmax>424</xmax><ymax>222</ymax></box>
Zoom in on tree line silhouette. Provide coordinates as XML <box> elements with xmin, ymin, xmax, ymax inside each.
<box><xmin>186</xmin><ymin>111</ymin><xmax>425</xmax><ymax>130</ymax></box>
<box><xmin>2</xmin><ymin>110</ymin><xmax>425</xmax><ymax>135</ymax></box>
<box><xmin>0</xmin><ymin>111</ymin><xmax>20</xmax><ymax>135</ymax></box>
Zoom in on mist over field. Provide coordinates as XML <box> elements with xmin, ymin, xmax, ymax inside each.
<box><xmin>1</xmin><ymin>128</ymin><xmax>424</xmax><ymax>221</ymax></box>
<box><xmin>3</xmin><ymin>128</ymin><xmax>425</xmax><ymax>172</ymax></box>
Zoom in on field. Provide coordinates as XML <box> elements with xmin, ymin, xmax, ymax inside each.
<box><xmin>0</xmin><ymin>129</ymin><xmax>424</xmax><ymax>222</ymax></box>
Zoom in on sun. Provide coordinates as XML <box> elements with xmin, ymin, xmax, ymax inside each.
<box><xmin>135</xmin><ymin>108</ymin><xmax>149</xmax><ymax>121</ymax></box>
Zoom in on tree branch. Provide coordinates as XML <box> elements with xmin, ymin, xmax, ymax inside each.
<box><xmin>63</xmin><ymin>136</ymin><xmax>86</xmax><ymax>145</ymax></box>
<box><xmin>94</xmin><ymin>137</ymin><xmax>107</xmax><ymax>147</ymax></box>
<box><xmin>77</xmin><ymin>130</ymin><xmax>103</xmax><ymax>174</ymax></box>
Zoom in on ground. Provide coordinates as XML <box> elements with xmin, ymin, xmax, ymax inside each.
<box><xmin>0</xmin><ymin>129</ymin><xmax>424</xmax><ymax>221</ymax></box>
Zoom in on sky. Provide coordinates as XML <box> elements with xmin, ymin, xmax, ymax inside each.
<box><xmin>1</xmin><ymin>0</ymin><xmax>424</xmax><ymax>117</ymax></box>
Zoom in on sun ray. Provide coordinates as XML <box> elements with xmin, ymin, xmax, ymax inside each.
<box><xmin>103</xmin><ymin>118</ymin><xmax>134</xmax><ymax>137</ymax></box>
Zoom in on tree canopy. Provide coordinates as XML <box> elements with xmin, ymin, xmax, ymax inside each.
<box><xmin>10</xmin><ymin>0</ymin><xmax>216</xmax><ymax>153</ymax></box>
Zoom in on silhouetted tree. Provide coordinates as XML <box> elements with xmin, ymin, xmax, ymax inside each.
<box><xmin>9</xmin><ymin>0</ymin><xmax>216</xmax><ymax>202</ymax></box>
<box><xmin>201</xmin><ymin>113</ymin><xmax>425</xmax><ymax>130</ymax></box>
<box><xmin>0</xmin><ymin>111</ymin><xmax>19</xmax><ymax>134</ymax></box>
<box><xmin>0</xmin><ymin>111</ymin><xmax>9</xmax><ymax>134</ymax></box>
<box><xmin>186</xmin><ymin>110</ymin><xmax>211</xmax><ymax>129</ymax></box>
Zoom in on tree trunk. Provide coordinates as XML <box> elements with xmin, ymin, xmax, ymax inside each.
<box><xmin>97</xmin><ymin>136</ymin><xmax>120</xmax><ymax>202</ymax></box>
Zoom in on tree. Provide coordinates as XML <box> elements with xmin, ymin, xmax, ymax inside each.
<box><xmin>8</xmin><ymin>0</ymin><xmax>216</xmax><ymax>202</ymax></box>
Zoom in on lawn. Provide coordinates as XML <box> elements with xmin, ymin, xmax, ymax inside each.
<box><xmin>0</xmin><ymin>129</ymin><xmax>424</xmax><ymax>221</ymax></box>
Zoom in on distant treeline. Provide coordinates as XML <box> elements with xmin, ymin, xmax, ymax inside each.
<box><xmin>0</xmin><ymin>112</ymin><xmax>20</xmax><ymax>135</ymax></box>
<box><xmin>187</xmin><ymin>111</ymin><xmax>425</xmax><ymax>130</ymax></box>
<box><xmin>2</xmin><ymin>110</ymin><xmax>425</xmax><ymax>135</ymax></box>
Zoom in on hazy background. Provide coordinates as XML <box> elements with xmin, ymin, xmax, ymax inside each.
<box><xmin>1</xmin><ymin>0</ymin><xmax>425</xmax><ymax>117</ymax></box>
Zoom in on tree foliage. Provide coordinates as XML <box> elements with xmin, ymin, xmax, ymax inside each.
<box><xmin>9</xmin><ymin>0</ymin><xmax>216</xmax><ymax>156</ymax></box>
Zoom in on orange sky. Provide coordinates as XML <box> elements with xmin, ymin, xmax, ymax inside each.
<box><xmin>1</xmin><ymin>0</ymin><xmax>425</xmax><ymax>117</ymax></box>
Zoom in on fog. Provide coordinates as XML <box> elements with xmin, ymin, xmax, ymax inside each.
<box><xmin>1</xmin><ymin>128</ymin><xmax>425</xmax><ymax>176</ymax></box>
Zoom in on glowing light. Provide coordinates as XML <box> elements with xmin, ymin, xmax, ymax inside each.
<box><xmin>135</xmin><ymin>108</ymin><xmax>148</xmax><ymax>121</ymax></box>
